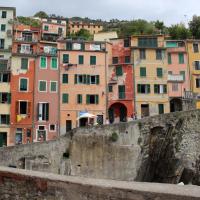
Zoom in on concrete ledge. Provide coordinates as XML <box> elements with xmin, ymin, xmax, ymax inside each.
<box><xmin>0</xmin><ymin>167</ymin><xmax>199</xmax><ymax>200</ymax></box>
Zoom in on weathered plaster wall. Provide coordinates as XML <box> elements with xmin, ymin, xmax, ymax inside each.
<box><xmin>0</xmin><ymin>167</ymin><xmax>199</xmax><ymax>200</ymax></box>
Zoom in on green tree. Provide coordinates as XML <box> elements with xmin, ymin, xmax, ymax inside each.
<box><xmin>154</xmin><ymin>20</ymin><xmax>165</xmax><ymax>33</ymax></box>
<box><xmin>168</xmin><ymin>24</ymin><xmax>191</xmax><ymax>39</ymax></box>
<box><xmin>17</xmin><ymin>16</ymin><xmax>41</xmax><ymax>28</ymax></box>
<box><xmin>34</xmin><ymin>11</ymin><xmax>48</xmax><ymax>18</ymax></box>
<box><xmin>75</xmin><ymin>29</ymin><xmax>93</xmax><ymax>40</ymax></box>
<box><xmin>189</xmin><ymin>15</ymin><xmax>200</xmax><ymax>39</ymax></box>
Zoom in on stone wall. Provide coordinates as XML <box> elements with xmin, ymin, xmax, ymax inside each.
<box><xmin>0</xmin><ymin>167</ymin><xmax>199</xmax><ymax>200</ymax></box>
<box><xmin>0</xmin><ymin>110</ymin><xmax>200</xmax><ymax>185</ymax></box>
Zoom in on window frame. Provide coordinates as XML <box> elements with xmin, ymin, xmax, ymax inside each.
<box><xmin>21</xmin><ymin>58</ymin><xmax>29</xmax><ymax>70</ymax></box>
<box><xmin>49</xmin><ymin>124</ymin><xmax>56</xmax><ymax>132</ymax></box>
<box><xmin>50</xmin><ymin>81</ymin><xmax>58</xmax><ymax>93</ymax></box>
<box><xmin>38</xmin><ymin>80</ymin><xmax>47</xmax><ymax>92</ymax></box>
<box><xmin>19</xmin><ymin>78</ymin><xmax>28</xmax><ymax>92</ymax></box>
<box><xmin>50</xmin><ymin>57</ymin><xmax>58</xmax><ymax>70</ymax></box>
<box><xmin>40</xmin><ymin>56</ymin><xmax>47</xmax><ymax>69</ymax></box>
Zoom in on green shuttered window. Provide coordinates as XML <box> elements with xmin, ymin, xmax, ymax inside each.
<box><xmin>158</xmin><ymin>104</ymin><xmax>164</xmax><ymax>114</ymax></box>
<box><xmin>62</xmin><ymin>93</ymin><xmax>69</xmax><ymax>103</ymax></box>
<box><xmin>118</xmin><ymin>85</ymin><xmax>125</xmax><ymax>99</ymax></box>
<box><xmin>168</xmin><ymin>53</ymin><xmax>172</xmax><ymax>64</ymax></box>
<box><xmin>21</xmin><ymin>58</ymin><xmax>28</xmax><ymax>70</ymax></box>
<box><xmin>40</xmin><ymin>57</ymin><xmax>47</xmax><ymax>69</ymax></box>
<box><xmin>39</xmin><ymin>81</ymin><xmax>47</xmax><ymax>92</ymax></box>
<box><xmin>140</xmin><ymin>67</ymin><xmax>146</xmax><ymax>77</ymax></box>
<box><xmin>51</xmin><ymin>57</ymin><xmax>58</xmax><ymax>69</ymax></box>
<box><xmin>63</xmin><ymin>54</ymin><xmax>69</xmax><ymax>63</ymax></box>
<box><xmin>157</xmin><ymin>68</ymin><xmax>163</xmax><ymax>78</ymax></box>
<box><xmin>77</xmin><ymin>94</ymin><xmax>82</xmax><ymax>104</ymax></box>
<box><xmin>62</xmin><ymin>74</ymin><xmax>68</xmax><ymax>84</ymax></box>
<box><xmin>20</xmin><ymin>78</ymin><xmax>28</xmax><ymax>91</ymax></box>
<box><xmin>90</xmin><ymin>56</ymin><xmax>96</xmax><ymax>65</ymax></box>
<box><xmin>116</xmin><ymin>66</ymin><xmax>123</xmax><ymax>76</ymax></box>
<box><xmin>50</xmin><ymin>81</ymin><xmax>57</xmax><ymax>92</ymax></box>
<box><xmin>78</xmin><ymin>55</ymin><xmax>84</xmax><ymax>64</ymax></box>
<box><xmin>178</xmin><ymin>53</ymin><xmax>184</xmax><ymax>64</ymax></box>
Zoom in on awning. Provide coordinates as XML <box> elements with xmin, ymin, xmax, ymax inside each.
<box><xmin>77</xmin><ymin>113</ymin><xmax>96</xmax><ymax>120</ymax></box>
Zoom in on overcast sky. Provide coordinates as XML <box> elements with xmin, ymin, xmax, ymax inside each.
<box><xmin>1</xmin><ymin>0</ymin><xmax>200</xmax><ymax>25</ymax></box>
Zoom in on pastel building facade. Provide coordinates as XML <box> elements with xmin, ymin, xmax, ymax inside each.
<box><xmin>58</xmin><ymin>40</ymin><xmax>111</xmax><ymax>135</ymax></box>
<box><xmin>0</xmin><ymin>7</ymin><xmax>15</xmax><ymax>147</ymax></box>
<box><xmin>166</xmin><ymin>40</ymin><xmax>190</xmax><ymax>112</ymax></box>
<box><xmin>10</xmin><ymin>25</ymin><xmax>40</xmax><ymax>145</ymax></box>
<box><xmin>33</xmin><ymin>40</ymin><xmax>59</xmax><ymax>142</ymax></box>
<box><xmin>108</xmin><ymin>38</ymin><xmax>134</xmax><ymax>123</ymax></box>
<box><xmin>68</xmin><ymin>20</ymin><xmax>103</xmax><ymax>35</ymax></box>
<box><xmin>131</xmin><ymin>35</ymin><xmax>169</xmax><ymax>118</ymax></box>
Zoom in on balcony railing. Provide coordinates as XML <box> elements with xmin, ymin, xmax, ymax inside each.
<box><xmin>15</xmin><ymin>36</ymin><xmax>38</xmax><ymax>43</ymax></box>
<box><xmin>39</xmin><ymin>46</ymin><xmax>57</xmax><ymax>55</ymax></box>
<box><xmin>17</xmin><ymin>47</ymin><xmax>33</xmax><ymax>54</ymax></box>
<box><xmin>168</xmin><ymin>74</ymin><xmax>184</xmax><ymax>82</ymax></box>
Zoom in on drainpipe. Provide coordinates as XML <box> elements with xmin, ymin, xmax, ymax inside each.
<box><xmin>104</xmin><ymin>41</ymin><xmax>108</xmax><ymax>123</ymax></box>
<box><xmin>132</xmin><ymin>48</ymin><xmax>137</xmax><ymax>116</ymax></box>
<box><xmin>58</xmin><ymin>48</ymin><xmax>60</xmax><ymax>136</ymax></box>
<box><xmin>32</xmin><ymin>54</ymin><xmax>36</xmax><ymax>143</ymax></box>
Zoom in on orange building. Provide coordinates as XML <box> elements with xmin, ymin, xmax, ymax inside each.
<box><xmin>10</xmin><ymin>25</ymin><xmax>40</xmax><ymax>145</ymax></box>
<box><xmin>58</xmin><ymin>40</ymin><xmax>112</xmax><ymax>134</ymax></box>
<box><xmin>108</xmin><ymin>38</ymin><xmax>135</xmax><ymax>123</ymax></box>
<box><xmin>68</xmin><ymin>20</ymin><xmax>103</xmax><ymax>35</ymax></box>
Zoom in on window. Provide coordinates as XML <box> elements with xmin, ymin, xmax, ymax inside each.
<box><xmin>90</xmin><ymin>56</ymin><xmax>96</xmax><ymax>65</ymax></box>
<box><xmin>0</xmin><ymin>115</ymin><xmax>9</xmax><ymax>125</ymax></box>
<box><xmin>39</xmin><ymin>80</ymin><xmax>47</xmax><ymax>92</ymax></box>
<box><xmin>0</xmin><ymin>39</ymin><xmax>5</xmax><ymax>49</ymax></box>
<box><xmin>194</xmin><ymin>61</ymin><xmax>200</xmax><ymax>70</ymax></box>
<box><xmin>0</xmin><ymin>59</ymin><xmax>7</xmax><ymax>70</ymax></box>
<box><xmin>168</xmin><ymin>53</ymin><xmax>172</xmax><ymax>64</ymax></box>
<box><xmin>63</xmin><ymin>54</ymin><xmax>69</xmax><ymax>63</ymax></box>
<box><xmin>154</xmin><ymin>84</ymin><xmax>167</xmax><ymax>94</ymax></box>
<box><xmin>140</xmin><ymin>67</ymin><xmax>146</xmax><ymax>77</ymax></box>
<box><xmin>158</xmin><ymin>104</ymin><xmax>164</xmax><ymax>114</ymax></box>
<box><xmin>51</xmin><ymin>57</ymin><xmax>58</xmax><ymax>69</ymax></box>
<box><xmin>86</xmin><ymin>95</ymin><xmax>99</xmax><ymax>104</ymax></box>
<box><xmin>0</xmin><ymin>73</ymin><xmax>10</xmax><ymax>82</ymax></box>
<box><xmin>196</xmin><ymin>78</ymin><xmax>200</xmax><ymax>88</ymax></box>
<box><xmin>62</xmin><ymin>93</ymin><xmax>69</xmax><ymax>103</ymax></box>
<box><xmin>38</xmin><ymin>103</ymin><xmax>49</xmax><ymax>121</ymax></box>
<box><xmin>178</xmin><ymin>53</ymin><xmax>184</xmax><ymax>64</ymax></box>
<box><xmin>1</xmin><ymin>24</ymin><xmax>6</xmax><ymax>31</ymax></box>
<box><xmin>15</xmin><ymin>128</ymin><xmax>22</xmax><ymax>144</ymax></box>
<box><xmin>156</xmin><ymin>50</ymin><xmax>162</xmax><ymax>60</ymax></box>
<box><xmin>108</xmin><ymin>85</ymin><xmax>113</xmax><ymax>92</ymax></box>
<box><xmin>62</xmin><ymin>74</ymin><xmax>68</xmax><ymax>84</ymax></box>
<box><xmin>50</xmin><ymin>81</ymin><xmax>57</xmax><ymax>92</ymax></box>
<box><xmin>21</xmin><ymin>58</ymin><xmax>28</xmax><ymax>70</ymax></box>
<box><xmin>137</xmin><ymin>84</ymin><xmax>151</xmax><ymax>94</ymax></box>
<box><xmin>19</xmin><ymin>101</ymin><xmax>28</xmax><ymax>115</ymax></box>
<box><xmin>138</xmin><ymin>38</ymin><xmax>157</xmax><ymax>47</ymax></box>
<box><xmin>19</xmin><ymin>78</ymin><xmax>28</xmax><ymax>92</ymax></box>
<box><xmin>116</xmin><ymin>66</ymin><xmax>123</xmax><ymax>76</ymax></box>
<box><xmin>90</xmin><ymin>75</ymin><xmax>99</xmax><ymax>84</ymax></box>
<box><xmin>125</xmin><ymin>56</ymin><xmax>130</xmax><ymax>63</ymax></box>
<box><xmin>44</xmin><ymin>25</ymin><xmax>49</xmax><ymax>31</ymax></box>
<box><xmin>172</xmin><ymin>83</ymin><xmax>179</xmax><ymax>91</ymax></box>
<box><xmin>140</xmin><ymin>49</ymin><xmax>146</xmax><ymax>60</ymax></box>
<box><xmin>112</xmin><ymin>57</ymin><xmax>118</xmax><ymax>64</ymax></box>
<box><xmin>40</xmin><ymin>57</ymin><xmax>47</xmax><ymax>69</ymax></box>
<box><xmin>124</xmin><ymin>38</ymin><xmax>130</xmax><ymax>47</ymax></box>
<box><xmin>118</xmin><ymin>85</ymin><xmax>126</xmax><ymax>99</ymax></box>
<box><xmin>1</xmin><ymin>11</ymin><xmax>7</xmax><ymax>18</ymax></box>
<box><xmin>58</xmin><ymin>27</ymin><xmax>63</xmax><ymax>35</ymax></box>
<box><xmin>49</xmin><ymin>124</ymin><xmax>56</xmax><ymax>132</ymax></box>
<box><xmin>168</xmin><ymin>71</ymin><xmax>173</xmax><ymax>75</ymax></box>
<box><xmin>0</xmin><ymin>93</ymin><xmax>11</xmax><ymax>104</ymax></box>
<box><xmin>157</xmin><ymin>68</ymin><xmax>163</xmax><ymax>78</ymax></box>
<box><xmin>75</xmin><ymin>74</ymin><xmax>99</xmax><ymax>85</ymax></box>
<box><xmin>180</xmin><ymin>71</ymin><xmax>185</xmax><ymax>81</ymax></box>
<box><xmin>77</xmin><ymin>94</ymin><xmax>82</xmax><ymax>104</ymax></box>
<box><xmin>193</xmin><ymin>43</ymin><xmax>199</xmax><ymax>53</ymax></box>
<box><xmin>78</xmin><ymin>55</ymin><xmax>84</xmax><ymax>64</ymax></box>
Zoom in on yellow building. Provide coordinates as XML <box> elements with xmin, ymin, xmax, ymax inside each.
<box><xmin>131</xmin><ymin>35</ymin><xmax>169</xmax><ymax>118</ymax></box>
<box><xmin>0</xmin><ymin>7</ymin><xmax>15</xmax><ymax>147</ymax></box>
<box><xmin>186</xmin><ymin>40</ymin><xmax>200</xmax><ymax>108</ymax></box>
<box><xmin>68</xmin><ymin>20</ymin><xmax>103</xmax><ymax>35</ymax></box>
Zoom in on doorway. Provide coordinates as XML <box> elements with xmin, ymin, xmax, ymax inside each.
<box><xmin>141</xmin><ymin>104</ymin><xmax>150</xmax><ymax>118</ymax></box>
<box><xmin>0</xmin><ymin>132</ymin><xmax>7</xmax><ymax>147</ymax></box>
<box><xmin>66</xmin><ymin>120</ymin><xmax>72</xmax><ymax>132</ymax></box>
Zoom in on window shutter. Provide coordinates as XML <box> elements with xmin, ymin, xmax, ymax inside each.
<box><xmin>8</xmin><ymin>93</ymin><xmax>11</xmax><ymax>104</ymax></box>
<box><xmin>62</xmin><ymin>74</ymin><xmax>68</xmax><ymax>84</ymax></box>
<box><xmin>37</xmin><ymin>103</ymin><xmax>40</xmax><ymax>120</ymax></box>
<box><xmin>164</xmin><ymin>85</ymin><xmax>167</xmax><ymax>93</ymax></box>
<box><xmin>40</xmin><ymin>57</ymin><xmax>46</xmax><ymax>68</ymax></box>
<box><xmin>95</xmin><ymin>95</ymin><xmax>99</xmax><ymax>104</ymax></box>
<box><xmin>62</xmin><ymin>94</ymin><xmax>68</xmax><ymax>103</ymax></box>
<box><xmin>168</xmin><ymin>53</ymin><xmax>172</xmax><ymax>64</ymax></box>
<box><xmin>16</xmin><ymin>101</ymin><xmax>19</xmax><ymax>115</ymax></box>
<box><xmin>87</xmin><ymin>75</ymin><xmax>90</xmax><ymax>85</ymax></box>
<box><xmin>63</xmin><ymin>54</ymin><xmax>69</xmax><ymax>63</ymax></box>
<box><xmin>74</xmin><ymin>74</ymin><xmax>77</xmax><ymax>84</ymax></box>
<box><xmin>147</xmin><ymin>85</ymin><xmax>151</xmax><ymax>93</ymax></box>
<box><xmin>27</xmin><ymin>102</ymin><xmax>31</xmax><ymax>116</ymax></box>
<box><xmin>137</xmin><ymin>84</ymin><xmax>141</xmax><ymax>93</ymax></box>
<box><xmin>51</xmin><ymin>57</ymin><xmax>57</xmax><ymax>69</ymax></box>
<box><xmin>90</xmin><ymin>56</ymin><xmax>96</xmax><ymax>65</ymax></box>
<box><xmin>21</xmin><ymin>58</ymin><xmax>28</xmax><ymax>70</ymax></box>
<box><xmin>0</xmin><ymin>93</ymin><xmax>2</xmax><ymax>103</ymax></box>
<box><xmin>154</xmin><ymin>85</ymin><xmax>158</xmax><ymax>94</ymax></box>
<box><xmin>157</xmin><ymin>68</ymin><xmax>163</xmax><ymax>77</ymax></box>
<box><xmin>180</xmin><ymin>71</ymin><xmax>185</xmax><ymax>81</ymax></box>
<box><xmin>78</xmin><ymin>55</ymin><xmax>84</xmax><ymax>64</ymax></box>
<box><xmin>116</xmin><ymin>66</ymin><xmax>123</xmax><ymax>76</ymax></box>
<box><xmin>86</xmin><ymin>95</ymin><xmax>90</xmax><ymax>104</ymax></box>
<box><xmin>96</xmin><ymin>75</ymin><xmax>99</xmax><ymax>84</ymax></box>
<box><xmin>140</xmin><ymin>67</ymin><xmax>146</xmax><ymax>77</ymax></box>
<box><xmin>46</xmin><ymin>103</ymin><xmax>49</xmax><ymax>121</ymax></box>
<box><xmin>83</xmin><ymin>74</ymin><xmax>87</xmax><ymax>84</ymax></box>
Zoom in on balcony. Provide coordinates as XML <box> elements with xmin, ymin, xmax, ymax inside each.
<box><xmin>15</xmin><ymin>36</ymin><xmax>38</xmax><ymax>43</ymax></box>
<box><xmin>17</xmin><ymin>47</ymin><xmax>33</xmax><ymax>55</ymax></box>
<box><xmin>168</xmin><ymin>74</ymin><xmax>184</xmax><ymax>82</ymax></box>
<box><xmin>39</xmin><ymin>46</ymin><xmax>57</xmax><ymax>56</ymax></box>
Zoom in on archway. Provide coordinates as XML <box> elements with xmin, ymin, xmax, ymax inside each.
<box><xmin>108</xmin><ymin>103</ymin><xmax>127</xmax><ymax>124</ymax></box>
<box><xmin>170</xmin><ymin>98</ymin><xmax>183</xmax><ymax>112</ymax></box>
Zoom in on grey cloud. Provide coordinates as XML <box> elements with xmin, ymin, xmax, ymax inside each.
<box><xmin>1</xmin><ymin>0</ymin><xmax>200</xmax><ymax>25</ymax></box>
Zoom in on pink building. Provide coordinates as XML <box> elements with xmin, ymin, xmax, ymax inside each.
<box><xmin>33</xmin><ymin>41</ymin><xmax>59</xmax><ymax>142</ymax></box>
<box><xmin>166</xmin><ymin>40</ymin><xmax>190</xmax><ymax>112</ymax></box>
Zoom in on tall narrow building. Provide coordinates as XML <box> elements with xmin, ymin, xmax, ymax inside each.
<box><xmin>58</xmin><ymin>40</ymin><xmax>112</xmax><ymax>134</ymax></box>
<box><xmin>10</xmin><ymin>24</ymin><xmax>40</xmax><ymax>145</ymax></box>
<box><xmin>108</xmin><ymin>38</ymin><xmax>135</xmax><ymax>123</ymax></box>
<box><xmin>0</xmin><ymin>7</ymin><xmax>15</xmax><ymax>147</ymax></box>
<box><xmin>131</xmin><ymin>35</ymin><xmax>169</xmax><ymax>118</ymax></box>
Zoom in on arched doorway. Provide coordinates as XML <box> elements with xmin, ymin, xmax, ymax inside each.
<box><xmin>108</xmin><ymin>103</ymin><xmax>127</xmax><ymax>124</ymax></box>
<box><xmin>170</xmin><ymin>98</ymin><xmax>183</xmax><ymax>112</ymax></box>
